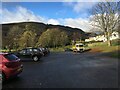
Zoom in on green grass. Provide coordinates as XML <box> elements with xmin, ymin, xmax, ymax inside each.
<box><xmin>88</xmin><ymin>42</ymin><xmax>119</xmax><ymax>52</ymax></box>
<box><xmin>49</xmin><ymin>45</ymin><xmax>72</xmax><ymax>52</ymax></box>
<box><xmin>49</xmin><ymin>47</ymin><xmax>65</xmax><ymax>52</ymax></box>
<box><xmin>0</xmin><ymin>49</ymin><xmax>16</xmax><ymax>53</ymax></box>
<box><xmin>88</xmin><ymin>41</ymin><xmax>120</xmax><ymax>58</ymax></box>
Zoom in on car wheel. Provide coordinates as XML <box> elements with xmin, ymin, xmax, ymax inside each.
<box><xmin>33</xmin><ymin>56</ymin><xmax>39</xmax><ymax>61</ymax></box>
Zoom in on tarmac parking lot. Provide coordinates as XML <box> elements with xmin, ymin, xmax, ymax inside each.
<box><xmin>3</xmin><ymin>52</ymin><xmax>119</xmax><ymax>88</ymax></box>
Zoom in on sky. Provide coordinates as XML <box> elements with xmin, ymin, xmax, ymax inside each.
<box><xmin>0</xmin><ymin>1</ymin><xmax>117</xmax><ymax>32</ymax></box>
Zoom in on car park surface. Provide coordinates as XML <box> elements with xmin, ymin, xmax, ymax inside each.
<box><xmin>3</xmin><ymin>52</ymin><xmax>118</xmax><ymax>88</ymax></box>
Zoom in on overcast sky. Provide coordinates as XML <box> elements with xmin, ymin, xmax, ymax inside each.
<box><xmin>0</xmin><ymin>1</ymin><xmax>119</xmax><ymax>32</ymax></box>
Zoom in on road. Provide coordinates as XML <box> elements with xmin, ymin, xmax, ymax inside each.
<box><xmin>3</xmin><ymin>52</ymin><xmax>118</xmax><ymax>88</ymax></box>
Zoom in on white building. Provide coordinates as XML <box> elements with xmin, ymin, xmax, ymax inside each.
<box><xmin>110</xmin><ymin>31</ymin><xmax>119</xmax><ymax>40</ymax></box>
<box><xmin>85</xmin><ymin>31</ymin><xmax>119</xmax><ymax>42</ymax></box>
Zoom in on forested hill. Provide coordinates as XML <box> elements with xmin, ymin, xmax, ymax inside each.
<box><xmin>1</xmin><ymin>22</ymin><xmax>89</xmax><ymax>48</ymax></box>
<box><xmin>2</xmin><ymin>22</ymin><xmax>86</xmax><ymax>39</ymax></box>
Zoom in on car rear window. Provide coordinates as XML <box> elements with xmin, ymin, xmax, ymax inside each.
<box><xmin>4</xmin><ymin>54</ymin><xmax>18</xmax><ymax>61</ymax></box>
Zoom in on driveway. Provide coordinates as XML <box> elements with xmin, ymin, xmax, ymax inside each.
<box><xmin>3</xmin><ymin>52</ymin><xmax>118</xmax><ymax>88</ymax></box>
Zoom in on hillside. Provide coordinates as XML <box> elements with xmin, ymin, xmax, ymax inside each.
<box><xmin>2</xmin><ymin>22</ymin><xmax>87</xmax><ymax>39</ymax></box>
<box><xmin>1</xmin><ymin>22</ymin><xmax>90</xmax><ymax>48</ymax></box>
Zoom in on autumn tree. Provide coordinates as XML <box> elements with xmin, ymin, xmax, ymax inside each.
<box><xmin>6</xmin><ymin>25</ymin><xmax>24</xmax><ymax>49</ymax></box>
<box><xmin>117</xmin><ymin>21</ymin><xmax>120</xmax><ymax>37</ymax></box>
<box><xmin>19</xmin><ymin>30</ymin><xmax>36</xmax><ymax>49</ymax></box>
<box><xmin>91</xmin><ymin>2</ymin><xmax>120</xmax><ymax>46</ymax></box>
<box><xmin>18</xmin><ymin>23</ymin><xmax>38</xmax><ymax>49</ymax></box>
<box><xmin>59</xmin><ymin>31</ymin><xmax>69</xmax><ymax>46</ymax></box>
<box><xmin>36</xmin><ymin>28</ymin><xmax>69</xmax><ymax>47</ymax></box>
<box><xmin>36</xmin><ymin>29</ymin><xmax>53</xmax><ymax>47</ymax></box>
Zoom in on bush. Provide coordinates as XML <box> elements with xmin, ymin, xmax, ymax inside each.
<box><xmin>49</xmin><ymin>47</ymin><xmax>65</xmax><ymax>52</ymax></box>
<box><xmin>111</xmin><ymin>39</ymin><xmax>120</xmax><ymax>46</ymax></box>
<box><xmin>37</xmin><ymin>28</ymin><xmax>69</xmax><ymax>47</ymax></box>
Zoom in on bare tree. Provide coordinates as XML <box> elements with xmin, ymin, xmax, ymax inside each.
<box><xmin>117</xmin><ymin>18</ymin><xmax>120</xmax><ymax>37</ymax></box>
<box><xmin>91</xmin><ymin>1</ymin><xmax>120</xmax><ymax>46</ymax></box>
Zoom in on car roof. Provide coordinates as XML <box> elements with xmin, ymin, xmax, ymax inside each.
<box><xmin>22</xmin><ymin>47</ymin><xmax>38</xmax><ymax>50</ymax></box>
<box><xmin>75</xmin><ymin>43</ymin><xmax>83</xmax><ymax>45</ymax></box>
<box><xmin>26</xmin><ymin>48</ymin><xmax>38</xmax><ymax>49</ymax></box>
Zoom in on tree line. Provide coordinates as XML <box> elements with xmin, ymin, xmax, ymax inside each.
<box><xmin>2</xmin><ymin>23</ymin><xmax>84</xmax><ymax>50</ymax></box>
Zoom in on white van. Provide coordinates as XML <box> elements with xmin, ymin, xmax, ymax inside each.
<box><xmin>73</xmin><ymin>43</ymin><xmax>85</xmax><ymax>52</ymax></box>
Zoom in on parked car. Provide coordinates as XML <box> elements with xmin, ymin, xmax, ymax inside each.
<box><xmin>14</xmin><ymin>47</ymin><xmax>43</xmax><ymax>61</ymax></box>
<box><xmin>38</xmin><ymin>47</ymin><xmax>50</xmax><ymax>56</ymax></box>
<box><xmin>0</xmin><ymin>53</ymin><xmax>23</xmax><ymax>82</ymax></box>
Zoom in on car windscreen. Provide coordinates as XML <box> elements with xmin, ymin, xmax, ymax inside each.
<box><xmin>76</xmin><ymin>45</ymin><xmax>83</xmax><ymax>47</ymax></box>
<box><xmin>4</xmin><ymin>54</ymin><xmax>18</xmax><ymax>61</ymax></box>
<box><xmin>79</xmin><ymin>45</ymin><xmax>83</xmax><ymax>47</ymax></box>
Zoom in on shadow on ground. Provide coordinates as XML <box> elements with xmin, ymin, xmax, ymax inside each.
<box><xmin>3</xmin><ymin>76</ymin><xmax>21</xmax><ymax>85</ymax></box>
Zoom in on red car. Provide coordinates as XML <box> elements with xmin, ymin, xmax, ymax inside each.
<box><xmin>0</xmin><ymin>53</ymin><xmax>23</xmax><ymax>82</ymax></box>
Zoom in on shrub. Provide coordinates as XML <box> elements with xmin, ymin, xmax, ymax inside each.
<box><xmin>111</xmin><ymin>39</ymin><xmax>120</xmax><ymax>46</ymax></box>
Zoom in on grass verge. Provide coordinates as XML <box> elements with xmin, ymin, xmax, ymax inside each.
<box><xmin>88</xmin><ymin>42</ymin><xmax>120</xmax><ymax>58</ymax></box>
